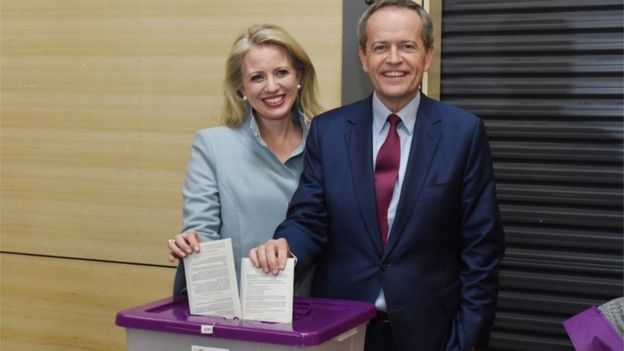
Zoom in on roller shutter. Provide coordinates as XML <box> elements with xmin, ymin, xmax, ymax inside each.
<box><xmin>441</xmin><ymin>1</ymin><xmax>624</xmax><ymax>350</ymax></box>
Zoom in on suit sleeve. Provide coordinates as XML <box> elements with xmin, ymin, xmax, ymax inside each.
<box><xmin>444</xmin><ymin>120</ymin><xmax>505</xmax><ymax>350</ymax></box>
<box><xmin>274</xmin><ymin>118</ymin><xmax>329</xmax><ymax>277</ymax></box>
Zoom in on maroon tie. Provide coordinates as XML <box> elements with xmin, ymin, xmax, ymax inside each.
<box><xmin>374</xmin><ymin>114</ymin><xmax>401</xmax><ymax>247</ymax></box>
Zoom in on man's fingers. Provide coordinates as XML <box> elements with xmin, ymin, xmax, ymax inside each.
<box><xmin>266</xmin><ymin>240</ymin><xmax>281</xmax><ymax>275</ymax></box>
<box><xmin>248</xmin><ymin>239</ymin><xmax>289</xmax><ymax>274</ymax></box>
<box><xmin>249</xmin><ymin>247</ymin><xmax>259</xmax><ymax>267</ymax></box>
<box><xmin>276</xmin><ymin>238</ymin><xmax>289</xmax><ymax>270</ymax></box>
<box><xmin>265</xmin><ymin>239</ymin><xmax>290</xmax><ymax>275</ymax></box>
<box><xmin>257</xmin><ymin>243</ymin><xmax>270</xmax><ymax>273</ymax></box>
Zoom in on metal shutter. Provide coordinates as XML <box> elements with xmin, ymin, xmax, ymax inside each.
<box><xmin>441</xmin><ymin>1</ymin><xmax>624</xmax><ymax>350</ymax></box>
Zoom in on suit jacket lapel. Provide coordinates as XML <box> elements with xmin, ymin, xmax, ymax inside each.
<box><xmin>345</xmin><ymin>96</ymin><xmax>384</xmax><ymax>254</ymax></box>
<box><xmin>385</xmin><ymin>95</ymin><xmax>442</xmax><ymax>256</ymax></box>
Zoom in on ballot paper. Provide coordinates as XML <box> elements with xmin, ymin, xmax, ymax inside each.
<box><xmin>184</xmin><ymin>239</ymin><xmax>241</xmax><ymax>319</ymax></box>
<box><xmin>184</xmin><ymin>239</ymin><xmax>295</xmax><ymax>323</ymax></box>
<box><xmin>240</xmin><ymin>257</ymin><xmax>295</xmax><ymax>323</ymax></box>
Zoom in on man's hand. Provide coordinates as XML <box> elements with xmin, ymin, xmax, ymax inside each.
<box><xmin>249</xmin><ymin>238</ymin><xmax>291</xmax><ymax>275</ymax></box>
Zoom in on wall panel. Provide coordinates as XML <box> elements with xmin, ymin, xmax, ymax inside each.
<box><xmin>1</xmin><ymin>1</ymin><xmax>342</xmax><ymax>350</ymax></box>
<box><xmin>1</xmin><ymin>253</ymin><xmax>172</xmax><ymax>351</ymax></box>
<box><xmin>1</xmin><ymin>0</ymin><xmax>342</xmax><ymax>265</ymax></box>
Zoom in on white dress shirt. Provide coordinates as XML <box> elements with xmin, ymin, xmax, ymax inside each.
<box><xmin>371</xmin><ymin>92</ymin><xmax>421</xmax><ymax>311</ymax></box>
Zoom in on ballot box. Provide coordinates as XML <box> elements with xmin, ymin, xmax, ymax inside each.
<box><xmin>116</xmin><ymin>296</ymin><xmax>375</xmax><ymax>351</ymax></box>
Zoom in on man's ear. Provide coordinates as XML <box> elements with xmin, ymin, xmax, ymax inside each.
<box><xmin>424</xmin><ymin>45</ymin><xmax>434</xmax><ymax>72</ymax></box>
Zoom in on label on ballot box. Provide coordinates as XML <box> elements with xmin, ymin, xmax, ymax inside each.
<box><xmin>192</xmin><ymin>346</ymin><xmax>228</xmax><ymax>351</ymax></box>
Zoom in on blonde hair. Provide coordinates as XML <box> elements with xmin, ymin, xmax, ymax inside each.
<box><xmin>222</xmin><ymin>24</ymin><xmax>322</xmax><ymax>127</ymax></box>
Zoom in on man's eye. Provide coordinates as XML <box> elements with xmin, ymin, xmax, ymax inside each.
<box><xmin>372</xmin><ymin>45</ymin><xmax>387</xmax><ymax>52</ymax></box>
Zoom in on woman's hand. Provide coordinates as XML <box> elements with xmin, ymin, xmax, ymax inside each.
<box><xmin>167</xmin><ymin>229</ymin><xmax>202</xmax><ymax>262</ymax></box>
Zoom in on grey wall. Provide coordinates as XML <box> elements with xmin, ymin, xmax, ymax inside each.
<box><xmin>341</xmin><ymin>0</ymin><xmax>373</xmax><ymax>105</ymax></box>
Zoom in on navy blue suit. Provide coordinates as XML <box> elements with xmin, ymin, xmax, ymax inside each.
<box><xmin>274</xmin><ymin>94</ymin><xmax>505</xmax><ymax>351</ymax></box>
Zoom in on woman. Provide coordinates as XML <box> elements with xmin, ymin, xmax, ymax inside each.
<box><xmin>167</xmin><ymin>24</ymin><xmax>321</xmax><ymax>295</ymax></box>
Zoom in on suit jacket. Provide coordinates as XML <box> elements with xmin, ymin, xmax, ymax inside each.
<box><xmin>274</xmin><ymin>94</ymin><xmax>505</xmax><ymax>351</ymax></box>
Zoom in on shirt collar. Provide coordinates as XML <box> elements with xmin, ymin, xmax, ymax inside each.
<box><xmin>372</xmin><ymin>92</ymin><xmax>420</xmax><ymax>135</ymax></box>
<box><xmin>246</xmin><ymin>107</ymin><xmax>309</xmax><ymax>147</ymax></box>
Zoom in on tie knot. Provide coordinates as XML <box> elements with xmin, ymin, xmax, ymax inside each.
<box><xmin>388</xmin><ymin>114</ymin><xmax>401</xmax><ymax>127</ymax></box>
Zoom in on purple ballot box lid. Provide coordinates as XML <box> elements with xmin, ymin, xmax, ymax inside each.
<box><xmin>116</xmin><ymin>296</ymin><xmax>375</xmax><ymax>346</ymax></box>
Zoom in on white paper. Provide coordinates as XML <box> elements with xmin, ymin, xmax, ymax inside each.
<box><xmin>184</xmin><ymin>239</ymin><xmax>241</xmax><ymax>319</ymax></box>
<box><xmin>240</xmin><ymin>257</ymin><xmax>294</xmax><ymax>323</ymax></box>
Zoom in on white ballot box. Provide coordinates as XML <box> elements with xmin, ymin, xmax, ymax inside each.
<box><xmin>116</xmin><ymin>296</ymin><xmax>375</xmax><ymax>351</ymax></box>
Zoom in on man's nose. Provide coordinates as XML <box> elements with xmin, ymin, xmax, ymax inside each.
<box><xmin>387</xmin><ymin>46</ymin><xmax>402</xmax><ymax>64</ymax></box>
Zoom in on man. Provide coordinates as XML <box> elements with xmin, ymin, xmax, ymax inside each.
<box><xmin>249</xmin><ymin>1</ymin><xmax>505</xmax><ymax>350</ymax></box>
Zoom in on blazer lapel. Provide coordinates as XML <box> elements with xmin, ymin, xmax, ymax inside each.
<box><xmin>384</xmin><ymin>95</ymin><xmax>442</xmax><ymax>256</ymax></box>
<box><xmin>345</xmin><ymin>97</ymin><xmax>384</xmax><ymax>254</ymax></box>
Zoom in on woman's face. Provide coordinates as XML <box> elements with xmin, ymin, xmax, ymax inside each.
<box><xmin>239</xmin><ymin>44</ymin><xmax>300</xmax><ymax>123</ymax></box>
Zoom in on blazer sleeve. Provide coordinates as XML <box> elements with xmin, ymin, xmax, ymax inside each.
<box><xmin>444</xmin><ymin>119</ymin><xmax>506</xmax><ymax>350</ymax></box>
<box><xmin>181</xmin><ymin>131</ymin><xmax>222</xmax><ymax>239</ymax></box>
<box><xmin>173</xmin><ymin>131</ymin><xmax>222</xmax><ymax>295</ymax></box>
<box><xmin>274</xmin><ymin>117</ymin><xmax>329</xmax><ymax>277</ymax></box>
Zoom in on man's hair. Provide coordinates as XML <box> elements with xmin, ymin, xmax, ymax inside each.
<box><xmin>357</xmin><ymin>0</ymin><xmax>434</xmax><ymax>51</ymax></box>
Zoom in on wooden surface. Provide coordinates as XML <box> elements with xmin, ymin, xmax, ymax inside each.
<box><xmin>424</xmin><ymin>0</ymin><xmax>442</xmax><ymax>100</ymax></box>
<box><xmin>1</xmin><ymin>253</ymin><xmax>173</xmax><ymax>351</ymax></box>
<box><xmin>1</xmin><ymin>0</ymin><xmax>342</xmax><ymax>265</ymax></box>
<box><xmin>1</xmin><ymin>1</ymin><xmax>341</xmax><ymax>350</ymax></box>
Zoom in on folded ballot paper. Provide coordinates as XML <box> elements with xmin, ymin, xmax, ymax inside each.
<box><xmin>184</xmin><ymin>238</ymin><xmax>294</xmax><ymax>323</ymax></box>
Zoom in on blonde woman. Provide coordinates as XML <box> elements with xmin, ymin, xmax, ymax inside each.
<box><xmin>167</xmin><ymin>24</ymin><xmax>321</xmax><ymax>295</ymax></box>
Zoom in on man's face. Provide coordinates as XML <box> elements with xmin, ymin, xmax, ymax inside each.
<box><xmin>359</xmin><ymin>6</ymin><xmax>434</xmax><ymax>112</ymax></box>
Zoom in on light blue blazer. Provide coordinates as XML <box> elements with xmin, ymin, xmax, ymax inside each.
<box><xmin>173</xmin><ymin>110</ymin><xmax>308</xmax><ymax>295</ymax></box>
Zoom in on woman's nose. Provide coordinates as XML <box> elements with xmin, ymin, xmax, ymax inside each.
<box><xmin>264</xmin><ymin>77</ymin><xmax>279</xmax><ymax>92</ymax></box>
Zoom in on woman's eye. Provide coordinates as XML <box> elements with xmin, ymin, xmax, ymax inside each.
<box><xmin>250</xmin><ymin>75</ymin><xmax>262</xmax><ymax>82</ymax></box>
<box><xmin>276</xmin><ymin>69</ymin><xmax>289</xmax><ymax>77</ymax></box>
